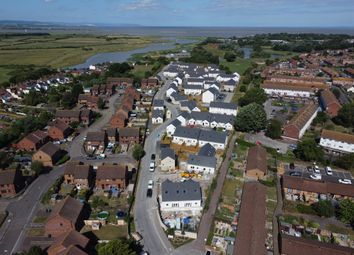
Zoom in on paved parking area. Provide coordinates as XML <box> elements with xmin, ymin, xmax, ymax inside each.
<box><xmin>285</xmin><ymin>164</ymin><xmax>353</xmax><ymax>185</ymax></box>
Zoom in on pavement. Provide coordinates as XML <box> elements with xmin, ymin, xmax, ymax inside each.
<box><xmin>244</xmin><ymin>132</ymin><xmax>290</xmax><ymax>154</ymax></box>
<box><xmin>0</xmin><ymin>92</ymin><xmax>126</xmax><ymax>254</ymax></box>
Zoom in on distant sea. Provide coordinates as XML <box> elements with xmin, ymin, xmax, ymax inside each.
<box><xmin>97</xmin><ymin>26</ymin><xmax>354</xmax><ymax>37</ymax></box>
<box><xmin>1</xmin><ymin>26</ymin><xmax>354</xmax><ymax>37</ymax></box>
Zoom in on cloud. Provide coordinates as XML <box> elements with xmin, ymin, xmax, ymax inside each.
<box><xmin>121</xmin><ymin>0</ymin><xmax>157</xmax><ymax>10</ymax></box>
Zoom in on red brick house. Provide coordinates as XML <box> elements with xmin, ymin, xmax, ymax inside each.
<box><xmin>80</xmin><ymin>109</ymin><xmax>93</xmax><ymax>126</ymax></box>
<box><xmin>110</xmin><ymin>112</ymin><xmax>127</xmax><ymax>129</ymax></box>
<box><xmin>107</xmin><ymin>77</ymin><xmax>133</xmax><ymax>89</ymax></box>
<box><xmin>319</xmin><ymin>89</ymin><xmax>342</xmax><ymax>117</ymax></box>
<box><xmin>283</xmin><ymin>103</ymin><xmax>318</xmax><ymax>141</ymax></box>
<box><xmin>16</xmin><ymin>130</ymin><xmax>49</xmax><ymax>151</ymax></box>
<box><xmin>64</xmin><ymin>162</ymin><xmax>93</xmax><ymax>190</ymax></box>
<box><xmin>281</xmin><ymin>234</ymin><xmax>354</xmax><ymax>255</ymax></box>
<box><xmin>95</xmin><ymin>165</ymin><xmax>128</xmax><ymax>191</ymax></box>
<box><xmin>126</xmin><ymin>86</ymin><xmax>140</xmax><ymax>100</ymax></box>
<box><xmin>48</xmin><ymin>120</ymin><xmax>72</xmax><ymax>140</ymax></box>
<box><xmin>105</xmin><ymin>84</ymin><xmax>116</xmax><ymax>96</ymax></box>
<box><xmin>0</xmin><ymin>168</ymin><xmax>24</xmax><ymax>198</ymax></box>
<box><xmin>47</xmin><ymin>230</ymin><xmax>89</xmax><ymax>255</ymax></box>
<box><xmin>106</xmin><ymin>128</ymin><xmax>118</xmax><ymax>143</ymax></box>
<box><xmin>84</xmin><ymin>131</ymin><xmax>107</xmax><ymax>153</ymax></box>
<box><xmin>32</xmin><ymin>142</ymin><xmax>64</xmax><ymax>167</ymax></box>
<box><xmin>119</xmin><ymin>127</ymin><xmax>140</xmax><ymax>144</ymax></box>
<box><xmin>245</xmin><ymin>145</ymin><xmax>267</xmax><ymax>179</ymax></box>
<box><xmin>45</xmin><ymin>196</ymin><xmax>85</xmax><ymax>238</ymax></box>
<box><xmin>56</xmin><ymin>110</ymin><xmax>81</xmax><ymax>125</ymax></box>
<box><xmin>91</xmin><ymin>85</ymin><xmax>102</xmax><ymax>96</ymax></box>
<box><xmin>141</xmin><ymin>78</ymin><xmax>159</xmax><ymax>90</ymax></box>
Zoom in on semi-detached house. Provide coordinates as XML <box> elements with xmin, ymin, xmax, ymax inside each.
<box><xmin>187</xmin><ymin>154</ymin><xmax>216</xmax><ymax>174</ymax></box>
<box><xmin>160</xmin><ymin>179</ymin><xmax>202</xmax><ymax>213</ymax></box>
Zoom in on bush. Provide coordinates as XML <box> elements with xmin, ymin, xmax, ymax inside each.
<box><xmin>56</xmin><ymin>154</ymin><xmax>70</xmax><ymax>165</ymax></box>
<box><xmin>312</xmin><ymin>200</ymin><xmax>334</xmax><ymax>218</ymax></box>
<box><xmin>296</xmin><ymin>204</ymin><xmax>317</xmax><ymax>215</ymax></box>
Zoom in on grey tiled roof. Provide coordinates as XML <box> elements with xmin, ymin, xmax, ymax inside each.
<box><xmin>198</xmin><ymin>143</ymin><xmax>216</xmax><ymax>157</ymax></box>
<box><xmin>170</xmin><ymin>92</ymin><xmax>187</xmax><ymax>102</ymax></box>
<box><xmin>187</xmin><ymin>154</ymin><xmax>216</xmax><ymax>168</ymax></box>
<box><xmin>210</xmin><ymin>102</ymin><xmax>237</xmax><ymax>110</ymax></box>
<box><xmin>153</xmin><ymin>100</ymin><xmax>164</xmax><ymax>107</ymax></box>
<box><xmin>169</xmin><ymin>119</ymin><xmax>182</xmax><ymax>127</ymax></box>
<box><xmin>152</xmin><ymin>110</ymin><xmax>164</xmax><ymax>118</ymax></box>
<box><xmin>199</xmin><ymin>130</ymin><xmax>227</xmax><ymax>144</ymax></box>
<box><xmin>180</xmin><ymin>100</ymin><xmax>198</xmax><ymax>111</ymax></box>
<box><xmin>161</xmin><ymin>179</ymin><xmax>202</xmax><ymax>202</ymax></box>
<box><xmin>160</xmin><ymin>147</ymin><xmax>175</xmax><ymax>160</ymax></box>
<box><xmin>184</xmin><ymin>84</ymin><xmax>203</xmax><ymax>90</ymax></box>
<box><xmin>174</xmin><ymin>126</ymin><xmax>200</xmax><ymax>139</ymax></box>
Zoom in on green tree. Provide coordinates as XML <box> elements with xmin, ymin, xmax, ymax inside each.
<box><xmin>15</xmin><ymin>245</ymin><xmax>45</xmax><ymax>255</ymax></box>
<box><xmin>235</xmin><ymin>103</ymin><xmax>267</xmax><ymax>132</ymax></box>
<box><xmin>333</xmin><ymin>102</ymin><xmax>354</xmax><ymax>128</ymax></box>
<box><xmin>239</xmin><ymin>85</ymin><xmax>247</xmax><ymax>93</ymax></box>
<box><xmin>23</xmin><ymin>90</ymin><xmax>45</xmax><ymax>106</ymax></box>
<box><xmin>294</xmin><ymin>139</ymin><xmax>324</xmax><ymax>162</ymax></box>
<box><xmin>61</xmin><ymin>92</ymin><xmax>76</xmax><ymax>109</ymax></box>
<box><xmin>313</xmin><ymin>111</ymin><xmax>328</xmax><ymax>126</ymax></box>
<box><xmin>238</xmin><ymin>87</ymin><xmax>267</xmax><ymax>107</ymax></box>
<box><xmin>265</xmin><ymin>119</ymin><xmax>282</xmax><ymax>139</ymax></box>
<box><xmin>338</xmin><ymin>199</ymin><xmax>354</xmax><ymax>225</ymax></box>
<box><xmin>31</xmin><ymin>161</ymin><xmax>45</xmax><ymax>176</ymax></box>
<box><xmin>98</xmin><ymin>97</ymin><xmax>105</xmax><ymax>110</ymax></box>
<box><xmin>331</xmin><ymin>87</ymin><xmax>341</xmax><ymax>99</ymax></box>
<box><xmin>334</xmin><ymin>153</ymin><xmax>354</xmax><ymax>170</ymax></box>
<box><xmin>132</xmin><ymin>144</ymin><xmax>145</xmax><ymax>161</ymax></box>
<box><xmin>71</xmin><ymin>83</ymin><xmax>83</xmax><ymax>100</ymax></box>
<box><xmin>224</xmin><ymin>51</ymin><xmax>236</xmax><ymax>62</ymax></box>
<box><xmin>312</xmin><ymin>200</ymin><xmax>334</xmax><ymax>218</ymax></box>
<box><xmin>97</xmin><ymin>239</ymin><xmax>135</xmax><ymax>255</ymax></box>
<box><xmin>91</xmin><ymin>196</ymin><xmax>107</xmax><ymax>209</ymax></box>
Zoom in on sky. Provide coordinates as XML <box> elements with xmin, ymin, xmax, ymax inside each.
<box><xmin>1</xmin><ymin>0</ymin><xmax>354</xmax><ymax>27</ymax></box>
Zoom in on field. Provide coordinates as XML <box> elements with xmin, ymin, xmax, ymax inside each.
<box><xmin>0</xmin><ymin>34</ymin><xmax>156</xmax><ymax>74</ymax></box>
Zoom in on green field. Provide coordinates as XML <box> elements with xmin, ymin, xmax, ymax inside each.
<box><xmin>0</xmin><ymin>34</ymin><xmax>155</xmax><ymax>69</ymax></box>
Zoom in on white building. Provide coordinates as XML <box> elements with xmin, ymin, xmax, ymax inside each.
<box><xmin>187</xmin><ymin>154</ymin><xmax>216</xmax><ymax>174</ymax></box>
<box><xmin>160</xmin><ymin>147</ymin><xmax>176</xmax><ymax>171</ymax></box>
<box><xmin>198</xmin><ymin>129</ymin><xmax>228</xmax><ymax>150</ymax></box>
<box><xmin>172</xmin><ymin>127</ymin><xmax>200</xmax><ymax>147</ymax></box>
<box><xmin>152</xmin><ymin>110</ymin><xmax>164</xmax><ymax>124</ymax></box>
<box><xmin>209</xmin><ymin>102</ymin><xmax>238</xmax><ymax>116</ymax></box>
<box><xmin>166</xmin><ymin>119</ymin><xmax>182</xmax><ymax>137</ymax></box>
<box><xmin>160</xmin><ymin>179</ymin><xmax>202</xmax><ymax>212</ymax></box>
<box><xmin>319</xmin><ymin>129</ymin><xmax>354</xmax><ymax>154</ymax></box>
<box><xmin>202</xmin><ymin>88</ymin><xmax>219</xmax><ymax>104</ymax></box>
<box><xmin>184</xmin><ymin>85</ymin><xmax>203</xmax><ymax>96</ymax></box>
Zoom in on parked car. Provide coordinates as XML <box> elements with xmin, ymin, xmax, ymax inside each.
<box><xmin>310</xmin><ymin>174</ymin><xmax>321</xmax><ymax>180</ymax></box>
<box><xmin>97</xmin><ymin>154</ymin><xmax>106</xmax><ymax>159</ymax></box>
<box><xmin>151</xmin><ymin>154</ymin><xmax>156</xmax><ymax>161</ymax></box>
<box><xmin>338</xmin><ymin>179</ymin><xmax>352</xmax><ymax>185</ymax></box>
<box><xmin>148</xmin><ymin>180</ymin><xmax>154</xmax><ymax>189</ymax></box>
<box><xmin>146</xmin><ymin>188</ymin><xmax>153</xmax><ymax>197</ymax></box>
<box><xmin>306</xmin><ymin>166</ymin><xmax>313</xmax><ymax>172</ymax></box>
<box><xmin>289</xmin><ymin>171</ymin><xmax>301</xmax><ymax>177</ymax></box>
<box><xmin>86</xmin><ymin>155</ymin><xmax>97</xmax><ymax>160</ymax></box>
<box><xmin>149</xmin><ymin>162</ymin><xmax>155</xmax><ymax>172</ymax></box>
<box><xmin>325</xmin><ymin>166</ymin><xmax>333</xmax><ymax>176</ymax></box>
<box><xmin>313</xmin><ymin>165</ymin><xmax>320</xmax><ymax>174</ymax></box>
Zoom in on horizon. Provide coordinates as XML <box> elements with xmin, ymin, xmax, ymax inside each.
<box><xmin>1</xmin><ymin>0</ymin><xmax>354</xmax><ymax>27</ymax></box>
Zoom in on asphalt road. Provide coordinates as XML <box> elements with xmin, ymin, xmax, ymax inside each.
<box><xmin>134</xmin><ymin>74</ymin><xmax>186</xmax><ymax>255</ymax></box>
<box><xmin>0</xmin><ymin>92</ymin><xmax>124</xmax><ymax>254</ymax></box>
<box><xmin>0</xmin><ymin>165</ymin><xmax>65</xmax><ymax>254</ymax></box>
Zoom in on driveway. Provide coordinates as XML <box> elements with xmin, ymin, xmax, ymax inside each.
<box><xmin>244</xmin><ymin>132</ymin><xmax>290</xmax><ymax>154</ymax></box>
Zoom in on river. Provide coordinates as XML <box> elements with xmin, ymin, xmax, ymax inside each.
<box><xmin>70</xmin><ymin>38</ymin><xmax>195</xmax><ymax>69</ymax></box>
